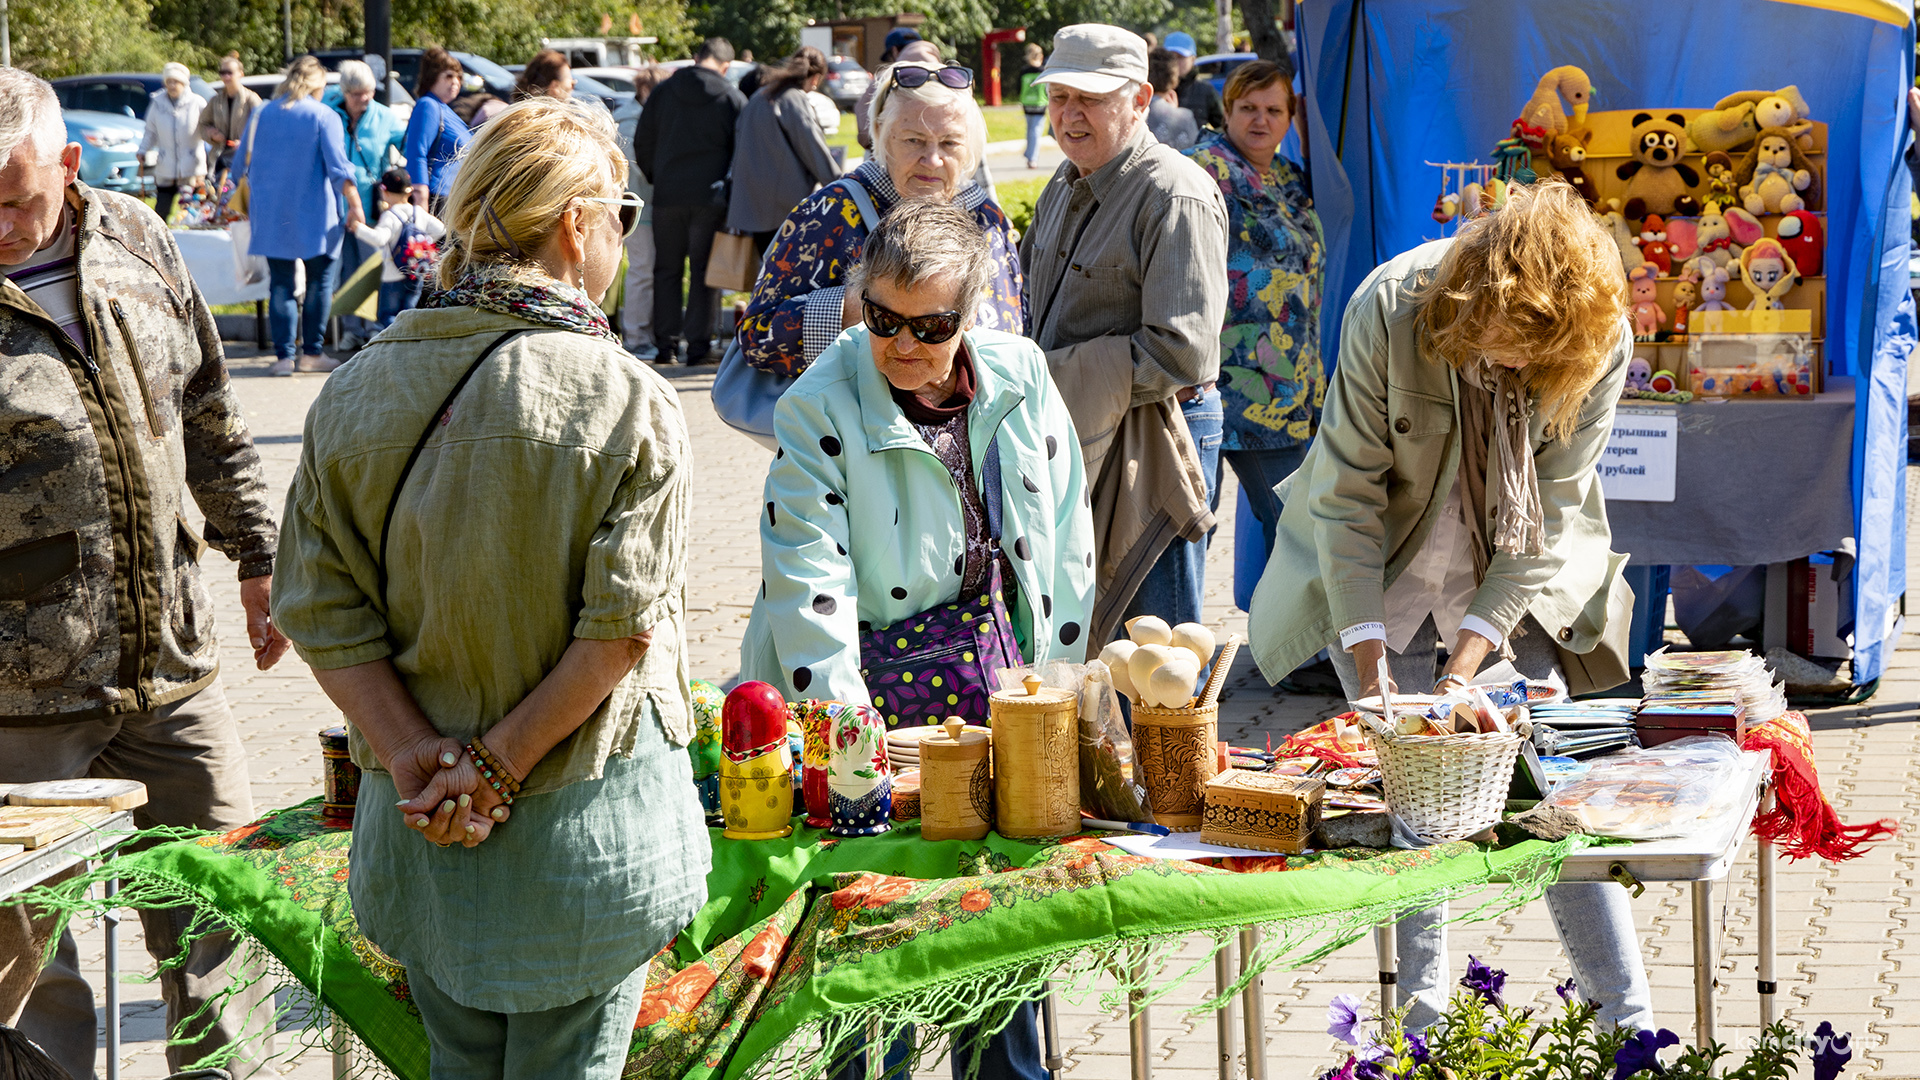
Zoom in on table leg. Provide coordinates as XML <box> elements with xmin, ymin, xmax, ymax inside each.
<box><xmin>1041</xmin><ymin>982</ymin><xmax>1064</xmax><ymax>1079</ymax></box>
<box><xmin>1691</xmin><ymin>881</ymin><xmax>1716</xmax><ymax>1048</ymax></box>
<box><xmin>1129</xmin><ymin>955</ymin><xmax>1152</xmax><ymax>1080</ymax></box>
<box><xmin>1239</xmin><ymin>927</ymin><xmax>1265</xmax><ymax>1080</ymax></box>
<box><xmin>329</xmin><ymin>1007</ymin><xmax>352</xmax><ymax>1079</ymax></box>
<box><xmin>1374</xmin><ymin>920</ymin><xmax>1397</xmax><ymax>1023</ymax></box>
<box><xmin>1757</xmin><ymin>788</ymin><xmax>1778</xmax><ymax>1027</ymax></box>
<box><xmin>104</xmin><ymin>876</ymin><xmax>120</xmax><ymax>1080</ymax></box>
<box><xmin>1214</xmin><ymin>937</ymin><xmax>1236</xmax><ymax>1080</ymax></box>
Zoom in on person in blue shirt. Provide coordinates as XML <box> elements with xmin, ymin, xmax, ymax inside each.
<box><xmin>403</xmin><ymin>46</ymin><xmax>472</xmax><ymax>213</ymax></box>
<box><xmin>326</xmin><ymin>59</ymin><xmax>405</xmax><ymax>347</ymax></box>
<box><xmin>238</xmin><ymin>54</ymin><xmax>364</xmax><ymax>375</ymax></box>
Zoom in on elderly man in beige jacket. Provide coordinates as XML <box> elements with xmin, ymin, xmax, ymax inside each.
<box><xmin>1019</xmin><ymin>23</ymin><xmax>1228</xmax><ymax>648</ymax></box>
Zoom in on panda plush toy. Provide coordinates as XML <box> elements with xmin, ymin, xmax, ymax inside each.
<box><xmin>1617</xmin><ymin>112</ymin><xmax>1702</xmax><ymax>220</ymax></box>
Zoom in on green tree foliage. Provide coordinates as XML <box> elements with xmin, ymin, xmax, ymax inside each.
<box><xmin>10</xmin><ymin>0</ymin><xmax>214</xmax><ymax>76</ymax></box>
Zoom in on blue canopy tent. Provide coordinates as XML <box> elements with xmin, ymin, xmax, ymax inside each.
<box><xmin>1278</xmin><ymin>0</ymin><xmax>1917</xmax><ymax>684</ymax></box>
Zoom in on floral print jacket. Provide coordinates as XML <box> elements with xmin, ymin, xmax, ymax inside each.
<box><xmin>735</xmin><ymin>160</ymin><xmax>1026</xmax><ymax>378</ymax></box>
<box><xmin>1186</xmin><ymin>131</ymin><xmax>1326</xmax><ymax>451</ymax></box>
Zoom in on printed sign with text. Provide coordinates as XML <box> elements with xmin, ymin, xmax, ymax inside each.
<box><xmin>1597</xmin><ymin>410</ymin><xmax>1677</xmax><ymax>502</ymax></box>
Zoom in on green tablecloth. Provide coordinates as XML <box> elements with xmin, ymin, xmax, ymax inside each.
<box><xmin>35</xmin><ymin>802</ymin><xmax>1589</xmax><ymax>1079</ymax></box>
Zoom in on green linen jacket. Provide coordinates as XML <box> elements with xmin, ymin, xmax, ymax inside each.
<box><xmin>273</xmin><ymin>307</ymin><xmax>693</xmax><ymax>794</ymax></box>
<box><xmin>1248</xmin><ymin>239</ymin><xmax>1636</xmax><ymax>690</ymax></box>
<box><xmin>0</xmin><ymin>183</ymin><xmax>277</xmax><ymax>726</ymax></box>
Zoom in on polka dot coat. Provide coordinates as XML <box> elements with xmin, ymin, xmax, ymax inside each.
<box><xmin>740</xmin><ymin>326</ymin><xmax>1095</xmax><ymax>711</ymax></box>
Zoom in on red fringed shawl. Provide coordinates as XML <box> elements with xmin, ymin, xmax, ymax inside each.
<box><xmin>1741</xmin><ymin>711</ymin><xmax>1897</xmax><ymax>861</ymax></box>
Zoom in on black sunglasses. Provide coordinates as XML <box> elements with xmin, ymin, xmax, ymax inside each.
<box><xmin>862</xmin><ymin>291</ymin><xmax>963</xmax><ymax>345</ymax></box>
<box><xmin>890</xmin><ymin>65</ymin><xmax>975</xmax><ymax>91</ymax></box>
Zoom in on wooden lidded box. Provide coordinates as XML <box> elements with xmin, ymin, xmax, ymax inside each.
<box><xmin>1200</xmin><ymin>772</ymin><xmax>1326</xmax><ymax>854</ymax></box>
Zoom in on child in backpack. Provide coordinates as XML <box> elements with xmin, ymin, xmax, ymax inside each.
<box><xmin>353</xmin><ymin>168</ymin><xmax>447</xmax><ymax>330</ymax></box>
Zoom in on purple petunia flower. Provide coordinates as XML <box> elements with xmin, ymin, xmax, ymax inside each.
<box><xmin>1810</xmin><ymin>1021</ymin><xmax>1852</xmax><ymax>1080</ymax></box>
<box><xmin>1317</xmin><ymin>1056</ymin><xmax>1357</xmax><ymax>1080</ymax></box>
<box><xmin>1461</xmin><ymin>954</ymin><xmax>1507</xmax><ymax>1007</ymax></box>
<box><xmin>1555</xmin><ymin>977</ymin><xmax>1579</xmax><ymax>1003</ymax></box>
<box><xmin>1612</xmin><ymin>1028</ymin><xmax>1680</xmax><ymax>1080</ymax></box>
<box><xmin>1406</xmin><ymin>1032</ymin><xmax>1430</xmax><ymax>1066</ymax></box>
<box><xmin>1327</xmin><ymin>993</ymin><xmax>1368</xmax><ymax>1045</ymax></box>
<box><xmin>1354</xmin><ymin>1058</ymin><xmax>1387</xmax><ymax>1080</ymax></box>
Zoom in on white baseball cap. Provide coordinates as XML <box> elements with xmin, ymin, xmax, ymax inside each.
<box><xmin>1034</xmin><ymin>24</ymin><xmax>1149</xmax><ymax>95</ymax></box>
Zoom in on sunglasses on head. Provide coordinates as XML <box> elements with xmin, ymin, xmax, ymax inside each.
<box><xmin>581</xmin><ymin>192</ymin><xmax>645</xmax><ymax>238</ymax></box>
<box><xmin>862</xmin><ymin>291</ymin><xmax>963</xmax><ymax>345</ymax></box>
<box><xmin>890</xmin><ymin>64</ymin><xmax>975</xmax><ymax>91</ymax></box>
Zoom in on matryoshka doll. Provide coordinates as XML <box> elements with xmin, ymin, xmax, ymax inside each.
<box><xmin>826</xmin><ymin>702</ymin><xmax>892</xmax><ymax>836</ymax></box>
<box><xmin>791</xmin><ymin>700</ymin><xmax>834</xmax><ymax>829</ymax></box>
<box><xmin>720</xmin><ymin>681</ymin><xmax>794</xmax><ymax>840</ymax></box>
<box><xmin>687</xmin><ymin>680</ymin><xmax>725</xmax><ymax>824</ymax></box>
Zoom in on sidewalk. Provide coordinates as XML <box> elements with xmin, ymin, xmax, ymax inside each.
<box><xmin>61</xmin><ymin>352</ymin><xmax>1920</xmax><ymax>1077</ymax></box>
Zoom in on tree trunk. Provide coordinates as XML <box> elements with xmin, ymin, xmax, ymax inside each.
<box><xmin>1239</xmin><ymin>0</ymin><xmax>1290</xmax><ymax>65</ymax></box>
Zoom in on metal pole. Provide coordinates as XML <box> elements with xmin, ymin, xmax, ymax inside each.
<box><xmin>104</xmin><ymin>876</ymin><xmax>121</xmax><ymax>1080</ymax></box>
<box><xmin>364</xmin><ymin>0</ymin><xmax>392</xmax><ymax>106</ymax></box>
<box><xmin>282</xmin><ymin>0</ymin><xmax>294</xmax><ymax>64</ymax></box>
<box><xmin>1757</xmin><ymin>788</ymin><xmax>1778</xmax><ymax>1026</ymax></box>
<box><xmin>1691</xmin><ymin>881</ymin><xmax>1716</xmax><ymax>1048</ymax></box>
<box><xmin>2</xmin><ymin>0</ymin><xmax>12</xmax><ymax>69</ymax></box>
<box><xmin>1239</xmin><ymin>927</ymin><xmax>1266</xmax><ymax>1080</ymax></box>
<box><xmin>1216</xmin><ymin>0</ymin><xmax>1233</xmax><ymax>54</ymax></box>
<box><xmin>1374</xmin><ymin>920</ymin><xmax>1398</xmax><ymax>1023</ymax></box>
<box><xmin>1128</xmin><ymin>954</ymin><xmax>1152</xmax><ymax>1080</ymax></box>
<box><xmin>1214</xmin><ymin>938</ymin><xmax>1236</xmax><ymax>1080</ymax></box>
<box><xmin>328</xmin><ymin>1008</ymin><xmax>351</xmax><ymax>1079</ymax></box>
<box><xmin>1040</xmin><ymin>983</ymin><xmax>1064</xmax><ymax>1079</ymax></box>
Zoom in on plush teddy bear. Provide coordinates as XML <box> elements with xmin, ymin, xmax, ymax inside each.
<box><xmin>1634</xmin><ymin>215</ymin><xmax>1674</xmax><ymax>275</ymax></box>
<box><xmin>1629</xmin><ymin>265</ymin><xmax>1665</xmax><ymax>339</ymax></box>
<box><xmin>1696</xmin><ymin>265</ymin><xmax>1734</xmax><ymax>312</ymax></box>
<box><xmin>1776</xmin><ymin>209</ymin><xmax>1824</xmax><ymax>276</ymax></box>
<box><xmin>1700</xmin><ymin>152</ymin><xmax>1739</xmax><ymax>212</ymax></box>
<box><xmin>1518</xmin><ymin>65</ymin><xmax>1593</xmax><ymax>138</ymax></box>
<box><xmin>1687</xmin><ymin>85</ymin><xmax>1814</xmax><ymax>154</ymax></box>
<box><xmin>1737</xmin><ymin>128</ymin><xmax>1819</xmax><ymax>215</ymax></box>
<box><xmin>1596</xmin><ymin>202</ymin><xmax>1647</xmax><ymax>276</ymax></box>
<box><xmin>1547</xmin><ymin>129</ymin><xmax>1598</xmax><ymax>206</ymax></box>
<box><xmin>1618</xmin><ymin>112</ymin><xmax>1702</xmax><ymax>219</ymax></box>
<box><xmin>1739</xmin><ymin>238</ymin><xmax>1801</xmax><ymax>310</ymax></box>
<box><xmin>1693</xmin><ymin>206</ymin><xmax>1765</xmax><ymax>275</ymax></box>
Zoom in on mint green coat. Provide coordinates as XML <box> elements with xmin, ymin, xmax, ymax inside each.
<box><xmin>741</xmin><ymin>326</ymin><xmax>1094</xmax><ymax>708</ymax></box>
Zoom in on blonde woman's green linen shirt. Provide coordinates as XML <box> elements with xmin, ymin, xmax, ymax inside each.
<box><xmin>273</xmin><ymin>305</ymin><xmax>696</xmax><ymax>793</ymax></box>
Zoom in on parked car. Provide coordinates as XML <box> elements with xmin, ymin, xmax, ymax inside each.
<box><xmin>242</xmin><ymin>72</ymin><xmax>415</xmax><ymax>126</ymax></box>
<box><xmin>51</xmin><ymin>73</ymin><xmax>214</xmax><ymax>120</ymax></box>
<box><xmin>823</xmin><ymin>55</ymin><xmax>870</xmax><ymax>110</ymax></box>
<box><xmin>501</xmin><ymin>64</ymin><xmax>627</xmax><ymax>110</ymax></box>
<box><xmin>1192</xmin><ymin>51</ymin><xmax>1257</xmax><ymax>95</ymax></box>
<box><xmin>571</xmin><ymin>65</ymin><xmax>649</xmax><ymax>96</ymax></box>
<box><xmin>311</xmin><ymin>48</ymin><xmax>517</xmax><ymax>102</ymax></box>
<box><xmin>63</xmin><ymin>109</ymin><xmax>147</xmax><ymax>194</ymax></box>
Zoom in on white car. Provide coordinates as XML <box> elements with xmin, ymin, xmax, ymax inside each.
<box><xmin>241</xmin><ymin>72</ymin><xmax>414</xmax><ymax>127</ymax></box>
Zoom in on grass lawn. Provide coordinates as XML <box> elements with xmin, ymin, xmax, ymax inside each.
<box><xmin>825</xmin><ymin>104</ymin><xmax>1032</xmax><ymax>152</ymax></box>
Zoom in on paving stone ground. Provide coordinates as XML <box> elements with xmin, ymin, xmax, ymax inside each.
<box><xmin>58</xmin><ymin>349</ymin><xmax>1920</xmax><ymax>1078</ymax></box>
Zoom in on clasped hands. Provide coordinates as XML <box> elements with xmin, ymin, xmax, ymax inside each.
<box><xmin>392</xmin><ymin>734</ymin><xmax>522</xmax><ymax>848</ymax></box>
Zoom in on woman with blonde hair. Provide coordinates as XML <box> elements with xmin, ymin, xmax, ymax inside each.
<box><xmin>1247</xmin><ymin>179</ymin><xmax>1652</xmax><ymax>1032</ymax></box>
<box><xmin>237</xmin><ymin>54</ymin><xmax>364</xmax><ymax>374</ymax></box>
<box><xmin>273</xmin><ymin>97</ymin><xmax>704</xmax><ymax>1078</ymax></box>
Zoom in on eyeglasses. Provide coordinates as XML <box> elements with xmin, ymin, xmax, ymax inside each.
<box><xmin>862</xmin><ymin>291</ymin><xmax>963</xmax><ymax>345</ymax></box>
<box><xmin>890</xmin><ymin>65</ymin><xmax>975</xmax><ymax>91</ymax></box>
<box><xmin>582</xmin><ymin>192</ymin><xmax>645</xmax><ymax>238</ymax></box>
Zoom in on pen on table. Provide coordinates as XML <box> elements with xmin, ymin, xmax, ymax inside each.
<box><xmin>1083</xmin><ymin>818</ymin><xmax>1171</xmax><ymax>836</ymax></box>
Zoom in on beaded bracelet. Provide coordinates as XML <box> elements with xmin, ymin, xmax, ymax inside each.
<box><xmin>465</xmin><ymin>736</ymin><xmax>522</xmax><ymax>805</ymax></box>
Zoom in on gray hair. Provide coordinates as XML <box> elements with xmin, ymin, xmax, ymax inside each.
<box><xmin>0</xmin><ymin>69</ymin><xmax>69</xmax><ymax>166</ymax></box>
<box><xmin>869</xmin><ymin>61</ymin><xmax>985</xmax><ymax>178</ymax></box>
<box><xmin>337</xmin><ymin>59</ymin><xmax>377</xmax><ymax>94</ymax></box>
<box><xmin>847</xmin><ymin>200</ymin><xmax>994</xmax><ymax>330</ymax></box>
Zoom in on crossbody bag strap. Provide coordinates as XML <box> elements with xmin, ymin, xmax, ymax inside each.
<box><xmin>980</xmin><ymin>430</ymin><xmax>1004</xmax><ymax>542</ymax></box>
<box><xmin>835</xmin><ymin>174</ymin><xmax>881</xmax><ymax>232</ymax></box>
<box><xmin>375</xmin><ymin>328</ymin><xmax>526</xmax><ymax>608</ymax></box>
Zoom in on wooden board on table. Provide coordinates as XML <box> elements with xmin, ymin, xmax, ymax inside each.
<box><xmin>0</xmin><ymin>843</ymin><xmax>25</xmax><ymax>865</ymax></box>
<box><xmin>7</xmin><ymin>779</ymin><xmax>149</xmax><ymax>812</ymax></box>
<box><xmin>0</xmin><ymin>805</ymin><xmax>113</xmax><ymax>848</ymax></box>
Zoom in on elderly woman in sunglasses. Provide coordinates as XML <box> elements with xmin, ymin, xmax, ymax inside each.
<box><xmin>273</xmin><ymin>97</ymin><xmax>704</xmax><ymax>1079</ymax></box>
<box><xmin>734</xmin><ymin>58</ymin><xmax>1024</xmax><ymax>380</ymax></box>
<box><xmin>741</xmin><ymin>198</ymin><xmax>1086</xmax><ymax>1080</ymax></box>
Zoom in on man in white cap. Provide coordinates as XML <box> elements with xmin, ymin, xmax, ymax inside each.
<box><xmin>1021</xmin><ymin>23</ymin><xmax>1229</xmax><ymax>647</ymax></box>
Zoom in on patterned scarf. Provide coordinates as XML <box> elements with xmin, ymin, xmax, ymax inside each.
<box><xmin>425</xmin><ymin>260</ymin><xmax>619</xmax><ymax>343</ymax></box>
<box><xmin>1460</xmin><ymin>360</ymin><xmax>1545</xmax><ymax>558</ymax></box>
<box><xmin>1742</xmin><ymin>711</ymin><xmax>1897</xmax><ymax>861</ymax></box>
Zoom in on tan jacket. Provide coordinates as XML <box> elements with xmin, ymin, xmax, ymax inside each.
<box><xmin>0</xmin><ymin>183</ymin><xmax>277</xmax><ymax>726</ymax></box>
<box><xmin>1248</xmin><ymin>239</ymin><xmax>1636</xmax><ymax>692</ymax></box>
<box><xmin>199</xmin><ymin>86</ymin><xmax>261</xmax><ymax>157</ymax></box>
<box><xmin>1052</xmin><ymin>336</ymin><xmax>1215</xmax><ymax>652</ymax></box>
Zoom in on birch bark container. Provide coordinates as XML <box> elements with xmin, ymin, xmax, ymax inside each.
<box><xmin>988</xmin><ymin>676</ymin><xmax>1081</xmax><ymax>838</ymax></box>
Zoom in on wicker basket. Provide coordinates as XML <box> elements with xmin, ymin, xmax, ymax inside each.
<box><xmin>1369</xmin><ymin>727</ymin><xmax>1525</xmax><ymax>842</ymax></box>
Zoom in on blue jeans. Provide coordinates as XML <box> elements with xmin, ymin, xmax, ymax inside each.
<box><xmin>1121</xmin><ymin>388</ymin><xmax>1223</xmax><ymax>633</ymax></box>
<box><xmin>828</xmin><ymin>1001</ymin><xmax>1044</xmax><ymax>1080</ymax></box>
<box><xmin>1220</xmin><ymin>444</ymin><xmax>1310</xmax><ymax>568</ymax></box>
<box><xmin>378</xmin><ymin>278</ymin><xmax>423</xmax><ymax>331</ymax></box>
<box><xmin>266</xmin><ymin>253</ymin><xmax>338</xmax><ymax>360</ymax></box>
<box><xmin>1023</xmin><ymin>113</ymin><xmax>1045</xmax><ymax>163</ymax></box>
<box><xmin>1329</xmin><ymin>615</ymin><xmax>1654</xmax><ymax>1033</ymax></box>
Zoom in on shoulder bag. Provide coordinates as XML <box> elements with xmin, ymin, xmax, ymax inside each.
<box><xmin>711</xmin><ymin>175</ymin><xmax>881</xmax><ymax>449</ymax></box>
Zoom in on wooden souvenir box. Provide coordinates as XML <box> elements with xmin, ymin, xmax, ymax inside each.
<box><xmin>1199</xmin><ymin>772</ymin><xmax>1326</xmax><ymax>854</ymax></box>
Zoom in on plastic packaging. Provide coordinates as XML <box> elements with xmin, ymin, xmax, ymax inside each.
<box><xmin>1539</xmin><ymin>734</ymin><xmax>1746</xmax><ymax>839</ymax></box>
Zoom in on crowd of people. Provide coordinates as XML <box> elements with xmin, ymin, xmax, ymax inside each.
<box><xmin>0</xmin><ymin>17</ymin><xmax>1651</xmax><ymax>1080</ymax></box>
